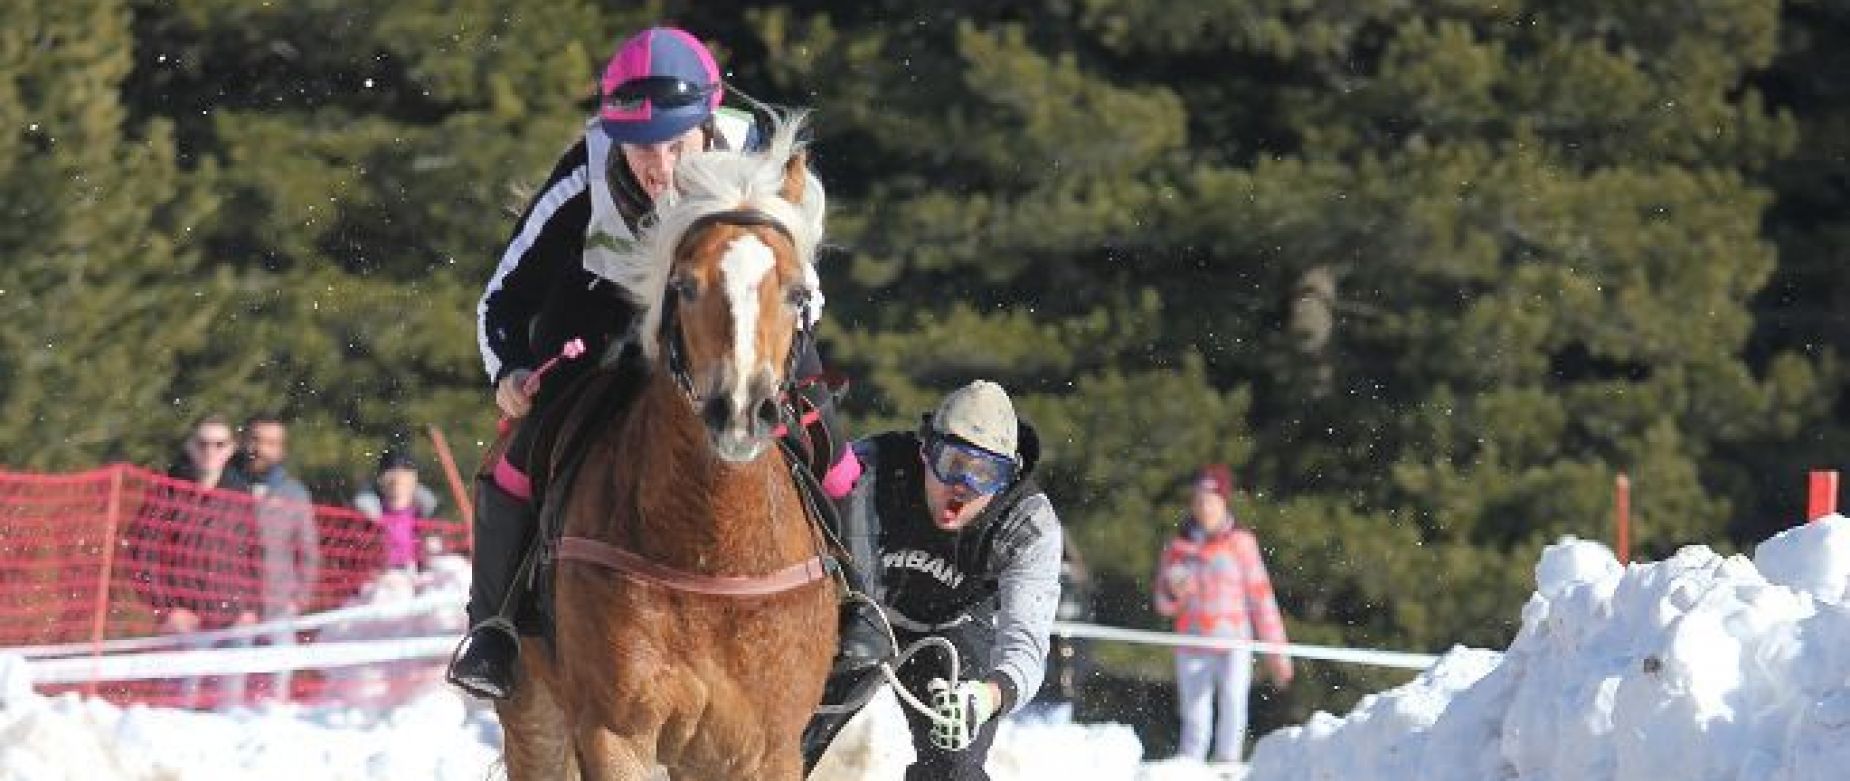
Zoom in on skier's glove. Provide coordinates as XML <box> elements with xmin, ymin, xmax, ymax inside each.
<box><xmin>927</xmin><ymin>678</ymin><xmax>999</xmax><ymax>752</ymax></box>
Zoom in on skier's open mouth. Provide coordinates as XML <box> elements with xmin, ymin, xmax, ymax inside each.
<box><xmin>938</xmin><ymin>497</ymin><xmax>967</xmax><ymax>528</ymax></box>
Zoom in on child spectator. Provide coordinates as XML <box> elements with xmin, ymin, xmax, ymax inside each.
<box><xmin>352</xmin><ymin>449</ymin><xmax>440</xmax><ymax>572</ymax></box>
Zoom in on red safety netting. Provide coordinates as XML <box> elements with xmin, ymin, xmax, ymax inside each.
<box><xmin>0</xmin><ymin>464</ymin><xmax>469</xmax><ymax>710</ymax></box>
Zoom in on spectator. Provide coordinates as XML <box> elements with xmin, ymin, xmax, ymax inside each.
<box><xmin>166</xmin><ymin>414</ymin><xmax>248</xmax><ymax>494</ymax></box>
<box><xmin>351</xmin><ymin>449</ymin><xmax>440</xmax><ymax>572</ymax></box>
<box><xmin>1152</xmin><ymin>464</ymin><xmax>1294</xmax><ymax>764</ymax></box>
<box><xmin>124</xmin><ymin>413</ymin><xmax>261</xmax><ymax>709</ymax></box>
<box><xmin>230</xmin><ymin>413</ymin><xmax>322</xmax><ymax>703</ymax></box>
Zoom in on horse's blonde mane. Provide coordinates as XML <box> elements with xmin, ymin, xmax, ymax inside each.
<box><xmin>603</xmin><ymin>109</ymin><xmax>826</xmax><ymax>363</ymax></box>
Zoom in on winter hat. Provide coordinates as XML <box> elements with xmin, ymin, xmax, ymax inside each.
<box><xmin>376</xmin><ymin>449</ymin><xmax>419</xmax><ymax>475</ymax></box>
<box><xmin>930</xmin><ymin>380</ymin><xmax>1019</xmax><ymax>458</ymax></box>
<box><xmin>1195</xmin><ymin>463</ymin><xmax>1234</xmax><ymax>500</ymax></box>
<box><xmin>598</xmin><ymin>27</ymin><xmax>724</xmax><ymax>145</ymax></box>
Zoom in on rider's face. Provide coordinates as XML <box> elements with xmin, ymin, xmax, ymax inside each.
<box><xmin>620</xmin><ymin>125</ymin><xmax>708</xmax><ymax>202</ymax></box>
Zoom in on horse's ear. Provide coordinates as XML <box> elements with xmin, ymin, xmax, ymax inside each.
<box><xmin>780</xmin><ymin>150</ymin><xmax>808</xmax><ymax>205</ymax></box>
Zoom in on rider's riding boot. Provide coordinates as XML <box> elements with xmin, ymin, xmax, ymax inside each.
<box><xmin>446</xmin><ymin>477</ymin><xmax>537</xmax><ymax>701</ymax></box>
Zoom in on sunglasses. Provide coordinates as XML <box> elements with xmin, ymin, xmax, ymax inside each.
<box><xmin>603</xmin><ymin>77</ymin><xmax>717</xmax><ymax>113</ymax></box>
<box><xmin>922</xmin><ymin>435</ymin><xmax>1016</xmax><ymax>496</ymax></box>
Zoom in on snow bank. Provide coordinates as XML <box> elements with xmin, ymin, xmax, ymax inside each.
<box><xmin>1250</xmin><ymin>524</ymin><xmax>1850</xmax><ymax>781</ymax></box>
<box><xmin>0</xmin><ymin>678</ymin><xmax>501</xmax><ymax>781</ymax></box>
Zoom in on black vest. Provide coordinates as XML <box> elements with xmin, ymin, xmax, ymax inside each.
<box><xmin>867</xmin><ymin>432</ymin><xmax>1041</xmax><ymax>627</ymax></box>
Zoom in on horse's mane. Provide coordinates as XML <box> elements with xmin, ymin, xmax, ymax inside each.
<box><xmin>603</xmin><ymin>109</ymin><xmax>827</xmax><ymax>363</ymax></box>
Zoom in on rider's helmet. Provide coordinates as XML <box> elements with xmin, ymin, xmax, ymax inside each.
<box><xmin>599</xmin><ymin>27</ymin><xmax>724</xmax><ymax>145</ymax></box>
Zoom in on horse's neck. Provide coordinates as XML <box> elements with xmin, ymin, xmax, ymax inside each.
<box><xmin>603</xmin><ymin>372</ymin><xmax>800</xmax><ymax>571</ymax></box>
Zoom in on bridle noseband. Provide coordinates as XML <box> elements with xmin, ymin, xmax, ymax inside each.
<box><xmin>658</xmin><ymin>208</ymin><xmax>815</xmax><ymax>405</ymax></box>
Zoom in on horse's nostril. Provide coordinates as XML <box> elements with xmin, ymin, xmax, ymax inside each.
<box><xmin>702</xmin><ymin>397</ymin><xmax>730</xmax><ymax>431</ymax></box>
<box><xmin>754</xmin><ymin>398</ymin><xmax>779</xmax><ymax>430</ymax></box>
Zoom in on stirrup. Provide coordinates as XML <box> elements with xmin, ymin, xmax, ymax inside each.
<box><xmin>468</xmin><ymin>615</ymin><xmax>519</xmax><ymax>644</ymax></box>
<box><xmin>445</xmin><ymin>617</ymin><xmax>521</xmax><ymax>700</ymax></box>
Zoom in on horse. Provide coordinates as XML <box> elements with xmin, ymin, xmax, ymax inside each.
<box><xmin>497</xmin><ymin>113</ymin><xmax>840</xmax><ymax>781</ymax></box>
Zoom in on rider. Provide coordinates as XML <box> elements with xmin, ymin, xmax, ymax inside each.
<box><xmin>813</xmin><ymin>380</ymin><xmax>1064</xmax><ymax>779</ymax></box>
<box><xmin>448</xmin><ymin>26</ymin><xmax>876</xmax><ymax>701</ymax></box>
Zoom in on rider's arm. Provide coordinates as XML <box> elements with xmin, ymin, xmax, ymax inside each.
<box><xmin>477</xmin><ymin>140</ymin><xmax>592</xmax><ymax>384</ymax></box>
<box><xmin>985</xmin><ymin>495</ymin><xmax>1064</xmax><ymax>716</ymax></box>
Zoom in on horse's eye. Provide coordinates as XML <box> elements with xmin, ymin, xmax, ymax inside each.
<box><xmin>671</xmin><ymin>277</ymin><xmax>698</xmax><ymax>301</ymax></box>
<box><xmin>786</xmin><ymin>286</ymin><xmax>812</xmax><ymax>311</ymax></box>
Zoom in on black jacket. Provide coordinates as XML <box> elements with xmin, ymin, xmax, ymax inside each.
<box><xmin>476</xmin><ymin>138</ymin><xmax>653</xmax><ymax>385</ymax></box>
<box><xmin>845</xmin><ymin>424</ymin><xmax>1064</xmax><ymax>714</ymax></box>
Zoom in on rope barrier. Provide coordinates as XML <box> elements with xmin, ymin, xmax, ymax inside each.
<box><xmin>22</xmin><ymin>636</ymin><xmax>458</xmax><ymax>685</ymax></box>
<box><xmin>9</xmin><ymin>609</ymin><xmax>1454</xmax><ymax>691</ymax></box>
<box><xmin>1052</xmin><ymin>621</ymin><xmax>1449</xmax><ymax>670</ymax></box>
<box><xmin>9</xmin><ymin>592</ymin><xmax>463</xmax><ymax>659</ymax></box>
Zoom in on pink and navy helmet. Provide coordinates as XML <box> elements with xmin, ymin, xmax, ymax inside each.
<box><xmin>599</xmin><ymin>27</ymin><xmax>724</xmax><ymax>145</ymax></box>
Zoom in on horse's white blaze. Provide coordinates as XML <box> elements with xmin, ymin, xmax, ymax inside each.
<box><xmin>720</xmin><ymin>234</ymin><xmax>776</xmax><ymax>417</ymax></box>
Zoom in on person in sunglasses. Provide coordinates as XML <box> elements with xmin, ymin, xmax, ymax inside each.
<box><xmin>813</xmin><ymin>380</ymin><xmax>1064</xmax><ymax>779</ymax></box>
<box><xmin>454</xmin><ymin>25</ymin><xmax>863</xmax><ymax>701</ymax></box>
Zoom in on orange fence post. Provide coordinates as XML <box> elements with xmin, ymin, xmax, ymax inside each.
<box><xmin>427</xmin><ymin>425</ymin><xmax>474</xmax><ymax>550</ymax></box>
<box><xmin>87</xmin><ymin>464</ymin><xmax>127</xmax><ymax>698</ymax></box>
<box><xmin>1808</xmin><ymin>470</ymin><xmax>1839</xmax><ymax>522</ymax></box>
<box><xmin>1614</xmin><ymin>472</ymin><xmax>1631</xmax><ymax>565</ymax></box>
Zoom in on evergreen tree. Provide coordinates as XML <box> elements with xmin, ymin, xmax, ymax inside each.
<box><xmin>1740</xmin><ymin>0</ymin><xmax>1850</xmax><ymax>539</ymax></box>
<box><xmin>0</xmin><ymin>0</ymin><xmax>220</xmax><ymax>469</ymax></box>
<box><xmin>118</xmin><ymin>0</ymin><xmax>660</xmax><ymax>493</ymax></box>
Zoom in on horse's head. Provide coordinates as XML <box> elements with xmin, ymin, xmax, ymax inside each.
<box><xmin>612</xmin><ymin>112</ymin><xmax>827</xmax><ymax>463</ymax></box>
<box><xmin>662</xmin><ymin>183</ymin><xmax>815</xmax><ymax>462</ymax></box>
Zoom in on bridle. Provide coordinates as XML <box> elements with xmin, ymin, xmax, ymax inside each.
<box><xmin>552</xmin><ymin>208</ymin><xmax>834</xmax><ymax>600</ymax></box>
<box><xmin>657</xmin><ymin>208</ymin><xmax>815</xmax><ymax>406</ymax></box>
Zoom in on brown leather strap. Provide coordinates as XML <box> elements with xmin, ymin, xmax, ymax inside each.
<box><xmin>554</xmin><ymin>536</ymin><xmax>830</xmax><ymax>597</ymax></box>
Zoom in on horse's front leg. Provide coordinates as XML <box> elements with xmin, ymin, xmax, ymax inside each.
<box><xmin>575</xmin><ymin>727</ymin><xmax>659</xmax><ymax>781</ymax></box>
<box><xmin>760</xmin><ymin>746</ymin><xmax>809</xmax><ymax>781</ymax></box>
<box><xmin>497</xmin><ymin>644</ymin><xmax>574</xmax><ymax>780</ymax></box>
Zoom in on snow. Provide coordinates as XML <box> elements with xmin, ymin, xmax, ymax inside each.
<box><xmin>5</xmin><ymin>520</ymin><xmax>1849</xmax><ymax>780</ymax></box>
<box><xmin>1251</xmin><ymin>520</ymin><xmax>1850</xmax><ymax>781</ymax></box>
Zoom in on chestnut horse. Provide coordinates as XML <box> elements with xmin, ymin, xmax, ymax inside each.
<box><xmin>498</xmin><ymin>114</ymin><xmax>839</xmax><ymax>781</ymax></box>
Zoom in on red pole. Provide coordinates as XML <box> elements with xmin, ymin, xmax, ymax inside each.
<box><xmin>1614</xmin><ymin>472</ymin><xmax>1631</xmax><ymax>565</ymax></box>
<box><xmin>1808</xmin><ymin>470</ymin><xmax>1839</xmax><ymax>522</ymax></box>
<box><xmin>427</xmin><ymin>425</ymin><xmax>474</xmax><ymax>551</ymax></box>
<box><xmin>87</xmin><ymin>465</ymin><xmax>127</xmax><ymax>698</ymax></box>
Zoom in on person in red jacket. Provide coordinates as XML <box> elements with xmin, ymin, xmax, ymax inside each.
<box><xmin>1152</xmin><ymin>464</ymin><xmax>1294</xmax><ymax>764</ymax></box>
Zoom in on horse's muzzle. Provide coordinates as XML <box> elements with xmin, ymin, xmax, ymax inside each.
<box><xmin>703</xmin><ymin>393</ymin><xmax>779</xmax><ymax>463</ymax></box>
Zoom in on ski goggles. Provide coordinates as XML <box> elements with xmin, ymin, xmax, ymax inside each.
<box><xmin>603</xmin><ymin>76</ymin><xmax>718</xmax><ymax>113</ymax></box>
<box><xmin>923</xmin><ymin>435</ymin><xmax>1016</xmax><ymax>495</ymax></box>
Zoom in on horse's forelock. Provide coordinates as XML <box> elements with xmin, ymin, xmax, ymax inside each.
<box><xmin>618</xmin><ymin>110</ymin><xmax>825</xmax><ymax>364</ymax></box>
